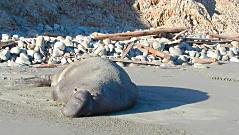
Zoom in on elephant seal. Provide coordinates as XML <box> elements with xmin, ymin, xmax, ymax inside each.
<box><xmin>25</xmin><ymin>57</ymin><xmax>138</xmax><ymax>117</ymax></box>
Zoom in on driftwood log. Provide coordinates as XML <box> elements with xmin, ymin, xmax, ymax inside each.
<box><xmin>192</xmin><ymin>58</ymin><xmax>216</xmax><ymax>64</ymax></box>
<box><xmin>111</xmin><ymin>58</ymin><xmax>161</xmax><ymax>66</ymax></box>
<box><xmin>210</xmin><ymin>34</ymin><xmax>239</xmax><ymax>41</ymax></box>
<box><xmin>0</xmin><ymin>41</ymin><xmax>16</xmax><ymax>49</ymax></box>
<box><xmin>92</xmin><ymin>27</ymin><xmax>187</xmax><ymax>40</ymax></box>
<box><xmin>136</xmin><ymin>44</ymin><xmax>171</xmax><ymax>60</ymax></box>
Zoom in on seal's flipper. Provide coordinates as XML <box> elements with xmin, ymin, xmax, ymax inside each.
<box><xmin>61</xmin><ymin>90</ymin><xmax>93</xmax><ymax>117</ymax></box>
<box><xmin>19</xmin><ymin>74</ymin><xmax>52</xmax><ymax>87</ymax></box>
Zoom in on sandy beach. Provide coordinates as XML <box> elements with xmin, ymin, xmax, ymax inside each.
<box><xmin>0</xmin><ymin>63</ymin><xmax>238</xmax><ymax>135</ymax></box>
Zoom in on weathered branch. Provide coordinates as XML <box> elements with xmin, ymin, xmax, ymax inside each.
<box><xmin>136</xmin><ymin>44</ymin><xmax>171</xmax><ymax>59</ymax></box>
<box><xmin>210</xmin><ymin>34</ymin><xmax>239</xmax><ymax>41</ymax></box>
<box><xmin>121</xmin><ymin>44</ymin><xmax>135</xmax><ymax>59</ymax></box>
<box><xmin>0</xmin><ymin>41</ymin><xmax>16</xmax><ymax>49</ymax></box>
<box><xmin>92</xmin><ymin>27</ymin><xmax>187</xmax><ymax>40</ymax></box>
<box><xmin>192</xmin><ymin>58</ymin><xmax>216</xmax><ymax>64</ymax></box>
<box><xmin>111</xmin><ymin>58</ymin><xmax>161</xmax><ymax>66</ymax></box>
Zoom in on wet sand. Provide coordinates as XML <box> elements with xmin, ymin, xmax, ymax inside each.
<box><xmin>0</xmin><ymin>63</ymin><xmax>239</xmax><ymax>135</ymax></box>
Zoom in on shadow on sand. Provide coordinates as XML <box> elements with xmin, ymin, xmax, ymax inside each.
<box><xmin>113</xmin><ymin>86</ymin><xmax>209</xmax><ymax>115</ymax></box>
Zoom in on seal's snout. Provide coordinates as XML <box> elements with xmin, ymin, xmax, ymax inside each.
<box><xmin>62</xmin><ymin>90</ymin><xmax>93</xmax><ymax>117</ymax></box>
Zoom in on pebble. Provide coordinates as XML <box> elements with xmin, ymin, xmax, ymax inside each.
<box><xmin>152</xmin><ymin>41</ymin><xmax>165</xmax><ymax>51</ymax></box>
<box><xmin>1</xmin><ymin>34</ymin><xmax>10</xmax><ymax>42</ymax></box>
<box><xmin>135</xmin><ymin>55</ymin><xmax>146</xmax><ymax>61</ymax></box>
<box><xmin>218</xmin><ymin>47</ymin><xmax>227</xmax><ymax>56</ymax></box>
<box><xmin>54</xmin><ymin>42</ymin><xmax>66</xmax><ymax>50</ymax></box>
<box><xmin>27</xmin><ymin>49</ymin><xmax>35</xmax><ymax>58</ymax></box>
<box><xmin>0</xmin><ymin>50</ymin><xmax>11</xmax><ymax>61</ymax></box>
<box><xmin>52</xmin><ymin>48</ymin><xmax>64</xmax><ymax>57</ymax></box>
<box><xmin>18</xmin><ymin>40</ymin><xmax>25</xmax><ymax>48</ymax></box>
<box><xmin>64</xmin><ymin>38</ymin><xmax>74</xmax><ymax>47</ymax></box>
<box><xmin>230</xmin><ymin>47</ymin><xmax>238</xmax><ymax>55</ymax></box>
<box><xmin>33</xmin><ymin>53</ymin><xmax>42</xmax><ymax>63</ymax></box>
<box><xmin>207</xmin><ymin>50</ymin><xmax>219</xmax><ymax>59</ymax></box>
<box><xmin>10</xmin><ymin>47</ymin><xmax>21</xmax><ymax>55</ymax></box>
<box><xmin>227</xmin><ymin>50</ymin><xmax>235</xmax><ymax>58</ymax></box>
<box><xmin>27</xmin><ymin>44</ymin><xmax>36</xmax><ymax>50</ymax></box>
<box><xmin>230</xmin><ymin>57</ymin><xmax>239</xmax><ymax>63</ymax></box>
<box><xmin>15</xmin><ymin>53</ymin><xmax>31</xmax><ymax>65</ymax></box>
<box><xmin>61</xmin><ymin>57</ymin><xmax>68</xmax><ymax>65</ymax></box>
<box><xmin>36</xmin><ymin>36</ymin><xmax>44</xmax><ymax>47</ymax></box>
<box><xmin>187</xmin><ymin>51</ymin><xmax>197</xmax><ymax>57</ymax></box>
<box><xmin>169</xmin><ymin>46</ymin><xmax>183</xmax><ymax>56</ymax></box>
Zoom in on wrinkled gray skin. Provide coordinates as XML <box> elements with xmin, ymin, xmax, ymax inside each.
<box><xmin>27</xmin><ymin>57</ymin><xmax>138</xmax><ymax>117</ymax></box>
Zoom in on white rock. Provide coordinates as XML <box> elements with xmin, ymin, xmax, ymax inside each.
<box><xmin>207</xmin><ymin>50</ymin><xmax>218</xmax><ymax>59</ymax></box>
<box><xmin>17</xmin><ymin>40</ymin><xmax>25</xmax><ymax>48</ymax></box>
<box><xmin>54</xmin><ymin>41</ymin><xmax>65</xmax><ymax>50</ymax></box>
<box><xmin>0</xmin><ymin>50</ymin><xmax>11</xmax><ymax>61</ymax></box>
<box><xmin>67</xmin><ymin>58</ymin><xmax>73</xmax><ymax>63</ymax></box>
<box><xmin>27</xmin><ymin>44</ymin><xmax>36</xmax><ymax>50</ymax></box>
<box><xmin>136</xmin><ymin>55</ymin><xmax>146</xmax><ymax>61</ymax></box>
<box><xmin>77</xmin><ymin>45</ymin><xmax>87</xmax><ymax>53</ymax></box>
<box><xmin>36</xmin><ymin>36</ymin><xmax>44</xmax><ymax>47</ymax></box>
<box><xmin>61</xmin><ymin>57</ymin><xmax>68</xmax><ymax>65</ymax></box>
<box><xmin>103</xmin><ymin>39</ymin><xmax>111</xmax><ymax>45</ymax></box>
<box><xmin>12</xmin><ymin>35</ymin><xmax>19</xmax><ymax>40</ymax></box>
<box><xmin>188</xmin><ymin>51</ymin><xmax>197</xmax><ymax>57</ymax></box>
<box><xmin>52</xmin><ymin>48</ymin><xmax>64</xmax><ymax>57</ymax></box>
<box><xmin>115</xmin><ymin>42</ymin><xmax>123</xmax><ymax>49</ymax></box>
<box><xmin>152</xmin><ymin>41</ymin><xmax>165</xmax><ymax>51</ymax></box>
<box><xmin>230</xmin><ymin>47</ymin><xmax>238</xmax><ymax>55</ymax></box>
<box><xmin>147</xmin><ymin>55</ymin><xmax>155</xmax><ymax>62</ymax></box>
<box><xmin>10</xmin><ymin>47</ymin><xmax>21</xmax><ymax>55</ymax></box>
<box><xmin>27</xmin><ymin>50</ymin><xmax>35</xmax><ymax>58</ymax></box>
<box><xmin>64</xmin><ymin>39</ymin><xmax>74</xmax><ymax>47</ymax></box>
<box><xmin>227</xmin><ymin>50</ymin><xmax>235</xmax><ymax>58</ymax></box>
<box><xmin>200</xmin><ymin>52</ymin><xmax>208</xmax><ymax>59</ymax></box>
<box><xmin>230</xmin><ymin>57</ymin><xmax>239</xmax><ymax>62</ymax></box>
<box><xmin>1</xmin><ymin>34</ymin><xmax>10</xmax><ymax>42</ymax></box>
<box><xmin>222</xmin><ymin>55</ymin><xmax>229</xmax><ymax>61</ymax></box>
<box><xmin>34</xmin><ymin>53</ymin><xmax>42</xmax><ymax>63</ymax></box>
<box><xmin>108</xmin><ymin>44</ymin><xmax>115</xmax><ymax>52</ymax></box>
<box><xmin>115</xmin><ymin>47</ymin><xmax>123</xmax><ymax>54</ymax></box>
<box><xmin>177</xmin><ymin>55</ymin><xmax>189</xmax><ymax>64</ymax></box>
<box><xmin>169</xmin><ymin>46</ymin><xmax>183</xmax><ymax>56</ymax></box>
<box><xmin>81</xmin><ymin>39</ymin><xmax>91</xmax><ymax>48</ymax></box>
<box><xmin>65</xmin><ymin>36</ymin><xmax>73</xmax><ymax>41</ymax></box>
<box><xmin>43</xmin><ymin>36</ymin><xmax>50</xmax><ymax>42</ymax></box>
<box><xmin>15</xmin><ymin>53</ymin><xmax>31</xmax><ymax>65</ymax></box>
<box><xmin>218</xmin><ymin>47</ymin><xmax>227</xmax><ymax>56</ymax></box>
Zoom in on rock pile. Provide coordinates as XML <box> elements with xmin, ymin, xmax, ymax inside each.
<box><xmin>0</xmin><ymin>30</ymin><xmax>239</xmax><ymax>68</ymax></box>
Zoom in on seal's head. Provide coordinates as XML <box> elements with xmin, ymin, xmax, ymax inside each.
<box><xmin>61</xmin><ymin>90</ymin><xmax>94</xmax><ymax>117</ymax></box>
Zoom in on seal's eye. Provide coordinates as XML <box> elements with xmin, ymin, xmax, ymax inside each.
<box><xmin>74</xmin><ymin>88</ymin><xmax>78</xmax><ymax>92</ymax></box>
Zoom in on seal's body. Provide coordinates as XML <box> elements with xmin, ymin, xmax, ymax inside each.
<box><xmin>28</xmin><ymin>57</ymin><xmax>138</xmax><ymax>117</ymax></box>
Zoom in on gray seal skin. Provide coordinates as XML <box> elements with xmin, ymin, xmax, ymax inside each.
<box><xmin>27</xmin><ymin>57</ymin><xmax>138</xmax><ymax>117</ymax></box>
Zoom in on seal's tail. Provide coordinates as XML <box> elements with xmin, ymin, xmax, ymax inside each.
<box><xmin>18</xmin><ymin>74</ymin><xmax>52</xmax><ymax>87</ymax></box>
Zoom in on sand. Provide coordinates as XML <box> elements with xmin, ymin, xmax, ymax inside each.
<box><xmin>0</xmin><ymin>63</ymin><xmax>239</xmax><ymax>135</ymax></box>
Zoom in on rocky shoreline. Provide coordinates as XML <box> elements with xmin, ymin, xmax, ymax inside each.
<box><xmin>0</xmin><ymin>28</ymin><xmax>238</xmax><ymax>69</ymax></box>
